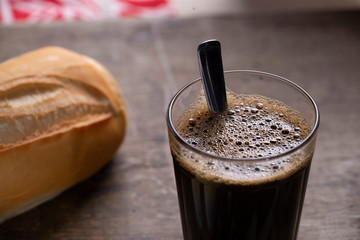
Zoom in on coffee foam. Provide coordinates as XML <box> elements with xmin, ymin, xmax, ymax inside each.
<box><xmin>171</xmin><ymin>91</ymin><xmax>314</xmax><ymax>186</ymax></box>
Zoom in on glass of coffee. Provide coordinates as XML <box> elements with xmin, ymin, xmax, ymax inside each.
<box><xmin>166</xmin><ymin>70</ymin><xmax>319</xmax><ymax>240</ymax></box>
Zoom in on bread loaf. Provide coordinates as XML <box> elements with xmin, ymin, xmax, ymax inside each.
<box><xmin>0</xmin><ymin>47</ymin><xmax>127</xmax><ymax>223</ymax></box>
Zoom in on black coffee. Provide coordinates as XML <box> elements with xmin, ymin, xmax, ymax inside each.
<box><xmin>170</xmin><ymin>92</ymin><xmax>313</xmax><ymax>240</ymax></box>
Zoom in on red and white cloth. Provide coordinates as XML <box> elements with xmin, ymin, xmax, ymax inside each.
<box><xmin>0</xmin><ymin>0</ymin><xmax>175</xmax><ymax>24</ymax></box>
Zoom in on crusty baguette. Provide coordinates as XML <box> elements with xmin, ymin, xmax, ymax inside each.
<box><xmin>0</xmin><ymin>47</ymin><xmax>127</xmax><ymax>223</ymax></box>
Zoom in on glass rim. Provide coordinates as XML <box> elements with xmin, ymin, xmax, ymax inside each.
<box><xmin>166</xmin><ymin>70</ymin><xmax>320</xmax><ymax>162</ymax></box>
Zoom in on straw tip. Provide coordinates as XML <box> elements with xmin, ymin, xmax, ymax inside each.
<box><xmin>198</xmin><ymin>39</ymin><xmax>221</xmax><ymax>51</ymax></box>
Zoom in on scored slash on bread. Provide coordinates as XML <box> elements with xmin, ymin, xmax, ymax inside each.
<box><xmin>0</xmin><ymin>47</ymin><xmax>127</xmax><ymax>223</ymax></box>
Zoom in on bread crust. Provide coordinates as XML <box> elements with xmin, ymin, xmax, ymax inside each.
<box><xmin>0</xmin><ymin>47</ymin><xmax>127</xmax><ymax>223</ymax></box>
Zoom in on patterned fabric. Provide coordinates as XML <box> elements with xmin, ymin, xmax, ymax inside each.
<box><xmin>0</xmin><ymin>0</ymin><xmax>174</xmax><ymax>24</ymax></box>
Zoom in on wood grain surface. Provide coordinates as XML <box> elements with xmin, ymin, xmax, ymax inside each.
<box><xmin>0</xmin><ymin>11</ymin><xmax>359</xmax><ymax>240</ymax></box>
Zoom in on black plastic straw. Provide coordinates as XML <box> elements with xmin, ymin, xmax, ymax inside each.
<box><xmin>197</xmin><ymin>40</ymin><xmax>227</xmax><ymax>113</ymax></box>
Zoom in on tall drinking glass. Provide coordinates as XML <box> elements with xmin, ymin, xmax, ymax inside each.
<box><xmin>166</xmin><ymin>70</ymin><xmax>319</xmax><ymax>240</ymax></box>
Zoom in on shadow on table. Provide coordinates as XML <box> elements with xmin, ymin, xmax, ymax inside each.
<box><xmin>0</xmin><ymin>157</ymin><xmax>120</xmax><ymax>240</ymax></box>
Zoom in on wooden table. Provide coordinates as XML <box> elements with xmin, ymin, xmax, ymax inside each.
<box><xmin>0</xmin><ymin>11</ymin><xmax>359</xmax><ymax>240</ymax></box>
